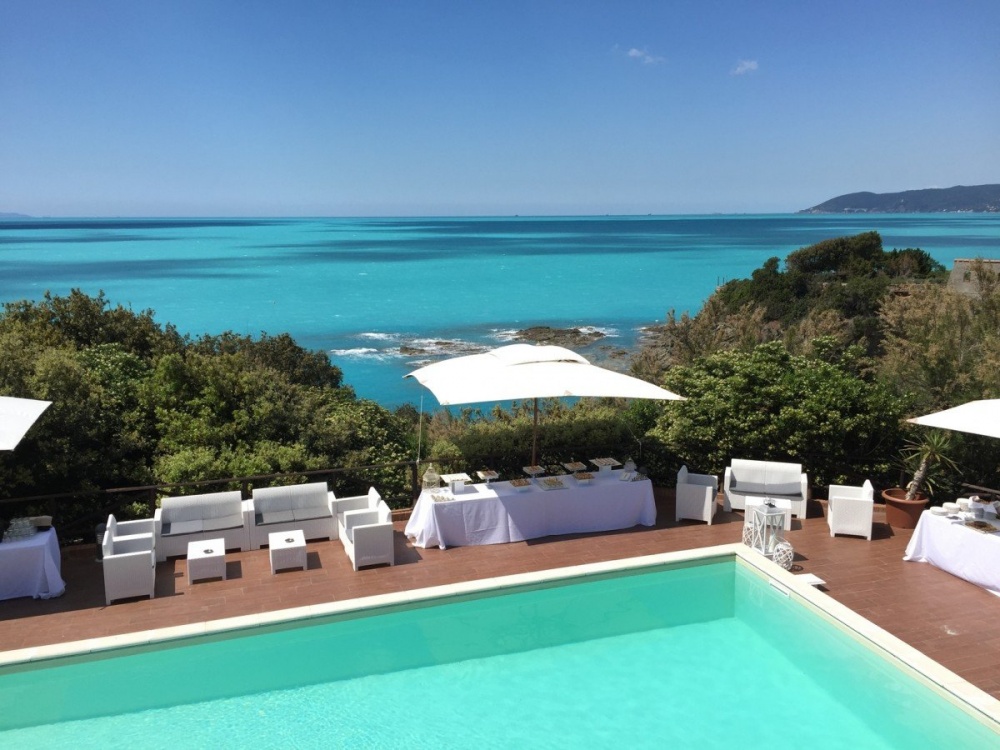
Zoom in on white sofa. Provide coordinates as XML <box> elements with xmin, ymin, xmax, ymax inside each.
<box><xmin>827</xmin><ymin>480</ymin><xmax>874</xmax><ymax>540</ymax></box>
<box><xmin>338</xmin><ymin>494</ymin><xmax>394</xmax><ymax>571</ymax></box>
<box><xmin>675</xmin><ymin>465</ymin><xmax>719</xmax><ymax>525</ymax></box>
<box><xmin>246</xmin><ymin>481</ymin><xmax>336</xmax><ymax>550</ymax></box>
<box><xmin>102</xmin><ymin>523</ymin><xmax>156</xmax><ymax>605</ymax></box>
<box><xmin>154</xmin><ymin>490</ymin><xmax>249</xmax><ymax>562</ymax></box>
<box><xmin>724</xmin><ymin>459</ymin><xmax>809</xmax><ymax>519</ymax></box>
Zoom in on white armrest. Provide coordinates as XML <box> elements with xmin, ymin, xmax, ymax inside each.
<box><xmin>113</xmin><ymin>534</ymin><xmax>154</xmax><ymax>554</ymax></box>
<box><xmin>332</xmin><ymin>495</ymin><xmax>371</xmax><ymax>516</ymax></box>
<box><xmin>342</xmin><ymin>508</ymin><xmax>379</xmax><ymax>532</ymax></box>
<box><xmin>115</xmin><ymin>518</ymin><xmax>155</xmax><ymax>536</ymax></box>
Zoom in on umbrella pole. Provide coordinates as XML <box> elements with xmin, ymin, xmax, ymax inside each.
<box><xmin>416</xmin><ymin>395</ymin><xmax>423</xmax><ymax>462</ymax></box>
<box><xmin>532</xmin><ymin>397</ymin><xmax>539</xmax><ymax>466</ymax></box>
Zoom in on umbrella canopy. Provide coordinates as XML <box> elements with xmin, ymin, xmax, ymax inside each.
<box><xmin>907</xmin><ymin>399</ymin><xmax>1000</xmax><ymax>439</ymax></box>
<box><xmin>406</xmin><ymin>344</ymin><xmax>683</xmax><ymax>405</ymax></box>
<box><xmin>0</xmin><ymin>396</ymin><xmax>52</xmax><ymax>451</ymax></box>
<box><xmin>406</xmin><ymin>344</ymin><xmax>683</xmax><ymax>464</ymax></box>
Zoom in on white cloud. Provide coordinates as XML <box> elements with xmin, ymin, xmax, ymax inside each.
<box><xmin>731</xmin><ymin>59</ymin><xmax>759</xmax><ymax>75</ymax></box>
<box><xmin>624</xmin><ymin>47</ymin><xmax>665</xmax><ymax>65</ymax></box>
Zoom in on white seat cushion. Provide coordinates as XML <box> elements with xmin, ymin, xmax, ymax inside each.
<box><xmin>165</xmin><ymin>519</ymin><xmax>203</xmax><ymax>535</ymax></box>
<box><xmin>260</xmin><ymin>510</ymin><xmax>295</xmax><ymax>525</ymax></box>
<box><xmin>293</xmin><ymin>508</ymin><xmax>329</xmax><ymax>522</ymax></box>
<box><xmin>202</xmin><ymin>514</ymin><xmax>244</xmax><ymax>532</ymax></box>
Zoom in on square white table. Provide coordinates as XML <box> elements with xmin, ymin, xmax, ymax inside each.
<box><xmin>903</xmin><ymin>510</ymin><xmax>1000</xmax><ymax>596</ymax></box>
<box><xmin>269</xmin><ymin>529</ymin><xmax>306</xmax><ymax>573</ymax></box>
<box><xmin>186</xmin><ymin>538</ymin><xmax>226</xmax><ymax>584</ymax></box>
<box><xmin>0</xmin><ymin>528</ymin><xmax>66</xmax><ymax>600</ymax></box>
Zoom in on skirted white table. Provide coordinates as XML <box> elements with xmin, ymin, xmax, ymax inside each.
<box><xmin>0</xmin><ymin>528</ymin><xmax>66</xmax><ymax>600</ymax></box>
<box><xmin>903</xmin><ymin>511</ymin><xmax>1000</xmax><ymax>596</ymax></box>
<box><xmin>405</xmin><ymin>469</ymin><xmax>656</xmax><ymax>549</ymax></box>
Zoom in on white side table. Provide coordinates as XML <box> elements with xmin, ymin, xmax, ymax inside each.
<box><xmin>187</xmin><ymin>538</ymin><xmax>226</xmax><ymax>584</ymax></box>
<box><xmin>269</xmin><ymin>529</ymin><xmax>306</xmax><ymax>574</ymax></box>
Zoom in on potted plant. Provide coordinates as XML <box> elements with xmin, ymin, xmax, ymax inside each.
<box><xmin>882</xmin><ymin>430</ymin><xmax>958</xmax><ymax>529</ymax></box>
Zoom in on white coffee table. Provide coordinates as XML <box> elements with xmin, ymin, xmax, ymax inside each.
<box><xmin>269</xmin><ymin>529</ymin><xmax>306</xmax><ymax>574</ymax></box>
<box><xmin>187</xmin><ymin>538</ymin><xmax>226</xmax><ymax>584</ymax></box>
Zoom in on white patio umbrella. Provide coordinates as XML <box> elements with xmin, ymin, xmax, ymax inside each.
<box><xmin>907</xmin><ymin>399</ymin><xmax>1000</xmax><ymax>439</ymax></box>
<box><xmin>0</xmin><ymin>396</ymin><xmax>52</xmax><ymax>451</ymax></box>
<box><xmin>406</xmin><ymin>344</ymin><xmax>683</xmax><ymax>464</ymax></box>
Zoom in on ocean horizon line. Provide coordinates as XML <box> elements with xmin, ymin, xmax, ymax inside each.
<box><xmin>2</xmin><ymin>211</ymin><xmax>798</xmax><ymax>221</ymax></box>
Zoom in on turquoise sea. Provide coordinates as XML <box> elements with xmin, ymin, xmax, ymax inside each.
<box><xmin>2</xmin><ymin>214</ymin><xmax>999</xmax><ymax>406</ymax></box>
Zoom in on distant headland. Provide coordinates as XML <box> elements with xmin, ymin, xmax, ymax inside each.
<box><xmin>800</xmin><ymin>184</ymin><xmax>1000</xmax><ymax>214</ymax></box>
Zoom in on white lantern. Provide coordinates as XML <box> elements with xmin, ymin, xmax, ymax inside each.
<box><xmin>748</xmin><ymin>503</ymin><xmax>786</xmax><ymax>557</ymax></box>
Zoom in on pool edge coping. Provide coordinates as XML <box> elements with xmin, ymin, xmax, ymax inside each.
<box><xmin>2</xmin><ymin>542</ymin><xmax>998</xmax><ymax>733</ymax></box>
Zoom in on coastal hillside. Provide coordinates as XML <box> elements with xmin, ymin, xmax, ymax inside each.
<box><xmin>800</xmin><ymin>184</ymin><xmax>1000</xmax><ymax>213</ymax></box>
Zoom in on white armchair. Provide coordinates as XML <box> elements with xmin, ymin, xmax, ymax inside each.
<box><xmin>675</xmin><ymin>465</ymin><xmax>719</xmax><ymax>525</ymax></box>
<box><xmin>102</xmin><ymin>526</ymin><xmax>156</xmax><ymax>605</ymax></box>
<box><xmin>106</xmin><ymin>513</ymin><xmax>156</xmax><ymax>555</ymax></box>
<box><xmin>827</xmin><ymin>480</ymin><xmax>874</xmax><ymax>540</ymax></box>
<box><xmin>338</xmin><ymin>497</ymin><xmax>394</xmax><ymax>571</ymax></box>
<box><xmin>332</xmin><ymin>487</ymin><xmax>382</xmax><ymax>542</ymax></box>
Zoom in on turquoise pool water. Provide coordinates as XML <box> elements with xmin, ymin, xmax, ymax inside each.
<box><xmin>0</xmin><ymin>559</ymin><xmax>995</xmax><ymax>748</ymax></box>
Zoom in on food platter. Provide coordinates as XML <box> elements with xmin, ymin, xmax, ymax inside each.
<box><xmin>509</xmin><ymin>477</ymin><xmax>532</xmax><ymax>491</ymax></box>
<box><xmin>573</xmin><ymin>471</ymin><xmax>594</xmax><ymax>485</ymax></box>
<box><xmin>964</xmin><ymin>519</ymin><xmax>999</xmax><ymax>533</ymax></box>
<box><xmin>477</xmin><ymin>469</ymin><xmax>499</xmax><ymax>483</ymax></box>
<box><xmin>523</xmin><ymin>465</ymin><xmax>546</xmax><ymax>477</ymax></box>
<box><xmin>563</xmin><ymin>461</ymin><xmax>588</xmax><ymax>473</ymax></box>
<box><xmin>538</xmin><ymin>476</ymin><xmax>566</xmax><ymax>491</ymax></box>
<box><xmin>590</xmin><ymin>457</ymin><xmax>621</xmax><ymax>471</ymax></box>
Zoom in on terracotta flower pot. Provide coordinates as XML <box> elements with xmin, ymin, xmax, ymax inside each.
<box><xmin>881</xmin><ymin>487</ymin><xmax>928</xmax><ymax>529</ymax></box>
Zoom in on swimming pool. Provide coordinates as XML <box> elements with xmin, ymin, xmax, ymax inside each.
<box><xmin>1</xmin><ymin>545</ymin><xmax>997</xmax><ymax>747</ymax></box>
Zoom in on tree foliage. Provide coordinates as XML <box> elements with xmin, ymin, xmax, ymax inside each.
<box><xmin>0</xmin><ymin>291</ymin><xmax>411</xmax><ymax>516</ymax></box>
<box><xmin>651</xmin><ymin>340</ymin><xmax>908</xmax><ymax>488</ymax></box>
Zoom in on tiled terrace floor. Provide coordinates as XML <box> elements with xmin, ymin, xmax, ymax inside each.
<box><xmin>2</xmin><ymin>491</ymin><xmax>999</xmax><ymax>701</ymax></box>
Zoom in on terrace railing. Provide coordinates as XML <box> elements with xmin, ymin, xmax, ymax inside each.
<box><xmin>0</xmin><ymin>439</ymin><xmax>652</xmax><ymax>545</ymax></box>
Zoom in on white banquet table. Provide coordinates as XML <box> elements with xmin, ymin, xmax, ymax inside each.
<box><xmin>405</xmin><ymin>470</ymin><xmax>656</xmax><ymax>549</ymax></box>
<box><xmin>0</xmin><ymin>528</ymin><xmax>66</xmax><ymax>601</ymax></box>
<box><xmin>903</xmin><ymin>511</ymin><xmax>1000</xmax><ymax>596</ymax></box>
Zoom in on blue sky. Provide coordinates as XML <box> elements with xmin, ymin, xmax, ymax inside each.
<box><xmin>2</xmin><ymin>1</ymin><xmax>998</xmax><ymax>216</ymax></box>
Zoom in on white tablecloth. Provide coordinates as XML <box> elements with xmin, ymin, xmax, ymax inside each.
<box><xmin>903</xmin><ymin>511</ymin><xmax>1000</xmax><ymax>596</ymax></box>
<box><xmin>405</xmin><ymin>470</ymin><xmax>656</xmax><ymax>549</ymax></box>
<box><xmin>0</xmin><ymin>528</ymin><xmax>66</xmax><ymax>600</ymax></box>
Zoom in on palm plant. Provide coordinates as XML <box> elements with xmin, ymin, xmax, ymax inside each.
<box><xmin>899</xmin><ymin>430</ymin><xmax>959</xmax><ymax>501</ymax></box>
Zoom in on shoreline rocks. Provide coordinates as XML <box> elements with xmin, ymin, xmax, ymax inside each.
<box><xmin>513</xmin><ymin>326</ymin><xmax>607</xmax><ymax>348</ymax></box>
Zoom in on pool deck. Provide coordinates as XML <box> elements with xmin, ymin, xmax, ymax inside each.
<box><xmin>2</xmin><ymin>491</ymin><xmax>999</xmax><ymax>701</ymax></box>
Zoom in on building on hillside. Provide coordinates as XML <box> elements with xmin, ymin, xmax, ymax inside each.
<box><xmin>948</xmin><ymin>258</ymin><xmax>1000</xmax><ymax>297</ymax></box>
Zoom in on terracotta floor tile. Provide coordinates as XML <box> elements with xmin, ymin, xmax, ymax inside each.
<box><xmin>1</xmin><ymin>489</ymin><xmax>998</xmax><ymax>702</ymax></box>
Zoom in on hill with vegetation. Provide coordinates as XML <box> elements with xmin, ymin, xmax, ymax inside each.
<box><xmin>633</xmin><ymin>232</ymin><xmax>1000</xmax><ymax>493</ymax></box>
<box><xmin>801</xmin><ymin>184</ymin><xmax>1000</xmax><ymax>213</ymax></box>
<box><xmin>0</xmin><ymin>292</ymin><xmax>412</xmax><ymax>519</ymax></box>
<box><xmin>6</xmin><ymin>235</ymin><xmax>1000</xmax><ymax>536</ymax></box>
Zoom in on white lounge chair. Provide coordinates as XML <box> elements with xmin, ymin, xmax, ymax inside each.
<box><xmin>675</xmin><ymin>465</ymin><xmax>719</xmax><ymax>525</ymax></box>
<box><xmin>102</xmin><ymin>526</ymin><xmax>156</xmax><ymax>605</ymax></box>
<box><xmin>338</xmin><ymin>497</ymin><xmax>394</xmax><ymax>571</ymax></box>
<box><xmin>827</xmin><ymin>480</ymin><xmax>874</xmax><ymax>540</ymax></box>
